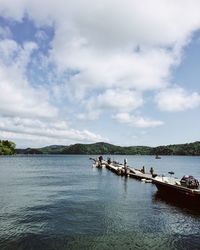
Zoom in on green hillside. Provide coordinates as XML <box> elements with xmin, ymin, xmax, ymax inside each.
<box><xmin>15</xmin><ymin>141</ymin><xmax>200</xmax><ymax>155</ymax></box>
<box><xmin>15</xmin><ymin>145</ymin><xmax>67</xmax><ymax>154</ymax></box>
<box><xmin>152</xmin><ymin>141</ymin><xmax>200</xmax><ymax>156</ymax></box>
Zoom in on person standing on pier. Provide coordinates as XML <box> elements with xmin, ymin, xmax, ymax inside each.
<box><xmin>150</xmin><ymin>167</ymin><xmax>154</xmax><ymax>176</ymax></box>
<box><xmin>124</xmin><ymin>158</ymin><xmax>128</xmax><ymax>176</ymax></box>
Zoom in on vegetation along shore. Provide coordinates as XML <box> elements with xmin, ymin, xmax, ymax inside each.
<box><xmin>14</xmin><ymin>141</ymin><xmax>200</xmax><ymax>156</ymax></box>
<box><xmin>0</xmin><ymin>140</ymin><xmax>16</xmax><ymax>155</ymax></box>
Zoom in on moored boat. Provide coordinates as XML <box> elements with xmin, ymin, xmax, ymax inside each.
<box><xmin>153</xmin><ymin>175</ymin><xmax>200</xmax><ymax>203</ymax></box>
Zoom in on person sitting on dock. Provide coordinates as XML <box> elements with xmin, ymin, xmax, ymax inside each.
<box><xmin>99</xmin><ymin>155</ymin><xmax>103</xmax><ymax>163</ymax></box>
<box><xmin>107</xmin><ymin>157</ymin><xmax>111</xmax><ymax>164</ymax></box>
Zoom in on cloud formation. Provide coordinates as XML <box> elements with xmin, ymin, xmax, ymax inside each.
<box><xmin>84</xmin><ymin>89</ymin><xmax>143</xmax><ymax>118</ymax></box>
<box><xmin>0</xmin><ymin>37</ymin><xmax>106</xmax><ymax>144</ymax></box>
<box><xmin>113</xmin><ymin>113</ymin><xmax>163</xmax><ymax>128</ymax></box>
<box><xmin>0</xmin><ymin>39</ymin><xmax>58</xmax><ymax>119</ymax></box>
<box><xmin>0</xmin><ymin>0</ymin><xmax>200</xmax><ymax>146</ymax></box>
<box><xmin>0</xmin><ymin>116</ymin><xmax>106</xmax><ymax>143</ymax></box>
<box><xmin>155</xmin><ymin>87</ymin><xmax>200</xmax><ymax>112</ymax></box>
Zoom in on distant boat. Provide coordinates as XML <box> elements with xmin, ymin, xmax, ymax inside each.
<box><xmin>153</xmin><ymin>174</ymin><xmax>200</xmax><ymax>203</ymax></box>
<box><xmin>155</xmin><ymin>155</ymin><xmax>161</xmax><ymax>159</ymax></box>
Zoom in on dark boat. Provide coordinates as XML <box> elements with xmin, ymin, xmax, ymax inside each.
<box><xmin>155</xmin><ymin>155</ymin><xmax>161</xmax><ymax>159</ymax></box>
<box><xmin>153</xmin><ymin>175</ymin><xmax>200</xmax><ymax>203</ymax></box>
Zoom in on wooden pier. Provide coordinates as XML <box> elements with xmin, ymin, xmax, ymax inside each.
<box><xmin>128</xmin><ymin>167</ymin><xmax>154</xmax><ymax>181</ymax></box>
<box><xmin>90</xmin><ymin>158</ymin><xmax>155</xmax><ymax>182</ymax></box>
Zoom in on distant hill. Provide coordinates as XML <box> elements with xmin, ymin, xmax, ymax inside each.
<box><xmin>15</xmin><ymin>141</ymin><xmax>200</xmax><ymax>156</ymax></box>
<box><xmin>152</xmin><ymin>141</ymin><xmax>200</xmax><ymax>156</ymax></box>
<box><xmin>61</xmin><ymin>142</ymin><xmax>152</xmax><ymax>155</ymax></box>
<box><xmin>15</xmin><ymin>145</ymin><xmax>67</xmax><ymax>155</ymax></box>
<box><xmin>0</xmin><ymin>140</ymin><xmax>16</xmax><ymax>155</ymax></box>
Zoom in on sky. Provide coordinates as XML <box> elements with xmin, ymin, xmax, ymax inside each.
<box><xmin>0</xmin><ymin>0</ymin><xmax>200</xmax><ymax>148</ymax></box>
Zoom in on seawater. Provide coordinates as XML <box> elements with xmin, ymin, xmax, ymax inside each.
<box><xmin>0</xmin><ymin>155</ymin><xmax>200</xmax><ymax>250</ymax></box>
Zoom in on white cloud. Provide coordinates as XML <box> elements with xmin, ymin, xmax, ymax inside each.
<box><xmin>76</xmin><ymin>89</ymin><xmax>143</xmax><ymax>120</ymax></box>
<box><xmin>113</xmin><ymin>113</ymin><xmax>132</xmax><ymax>124</ymax></box>
<box><xmin>113</xmin><ymin>113</ymin><xmax>163</xmax><ymax>128</ymax></box>
<box><xmin>0</xmin><ymin>39</ymin><xmax>58</xmax><ymax>119</ymax></box>
<box><xmin>0</xmin><ymin>116</ymin><xmax>107</xmax><ymax>143</ymax></box>
<box><xmin>84</xmin><ymin>89</ymin><xmax>143</xmax><ymax>118</ymax></box>
<box><xmin>76</xmin><ymin>111</ymin><xmax>101</xmax><ymax>121</ymax></box>
<box><xmin>155</xmin><ymin>87</ymin><xmax>200</xmax><ymax>112</ymax></box>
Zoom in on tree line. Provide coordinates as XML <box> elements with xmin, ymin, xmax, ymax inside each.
<box><xmin>15</xmin><ymin>141</ymin><xmax>200</xmax><ymax>155</ymax></box>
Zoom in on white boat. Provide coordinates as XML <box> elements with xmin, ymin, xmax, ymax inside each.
<box><xmin>153</xmin><ymin>175</ymin><xmax>200</xmax><ymax>203</ymax></box>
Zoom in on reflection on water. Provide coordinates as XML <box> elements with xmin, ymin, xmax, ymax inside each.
<box><xmin>0</xmin><ymin>155</ymin><xmax>200</xmax><ymax>250</ymax></box>
<box><xmin>153</xmin><ymin>191</ymin><xmax>200</xmax><ymax>216</ymax></box>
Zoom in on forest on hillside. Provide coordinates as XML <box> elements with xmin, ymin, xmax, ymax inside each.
<box><xmin>15</xmin><ymin>141</ymin><xmax>200</xmax><ymax>156</ymax></box>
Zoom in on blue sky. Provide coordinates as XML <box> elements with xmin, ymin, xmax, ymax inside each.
<box><xmin>0</xmin><ymin>0</ymin><xmax>199</xmax><ymax>148</ymax></box>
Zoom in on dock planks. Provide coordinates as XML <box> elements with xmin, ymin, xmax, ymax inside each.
<box><xmin>90</xmin><ymin>158</ymin><xmax>154</xmax><ymax>181</ymax></box>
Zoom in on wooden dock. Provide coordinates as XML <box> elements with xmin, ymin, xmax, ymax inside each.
<box><xmin>105</xmin><ymin>162</ymin><xmax>124</xmax><ymax>175</ymax></box>
<box><xmin>128</xmin><ymin>167</ymin><xmax>154</xmax><ymax>181</ymax></box>
<box><xmin>90</xmin><ymin>158</ymin><xmax>155</xmax><ymax>182</ymax></box>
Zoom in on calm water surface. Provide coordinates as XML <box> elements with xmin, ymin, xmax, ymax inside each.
<box><xmin>0</xmin><ymin>155</ymin><xmax>200</xmax><ymax>250</ymax></box>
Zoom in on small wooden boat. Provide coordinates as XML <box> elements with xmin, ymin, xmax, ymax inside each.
<box><xmin>155</xmin><ymin>155</ymin><xmax>161</xmax><ymax>159</ymax></box>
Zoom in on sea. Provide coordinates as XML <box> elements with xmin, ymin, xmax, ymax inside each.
<box><xmin>0</xmin><ymin>155</ymin><xmax>200</xmax><ymax>250</ymax></box>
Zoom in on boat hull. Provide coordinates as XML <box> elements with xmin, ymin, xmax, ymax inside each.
<box><xmin>153</xmin><ymin>179</ymin><xmax>200</xmax><ymax>203</ymax></box>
